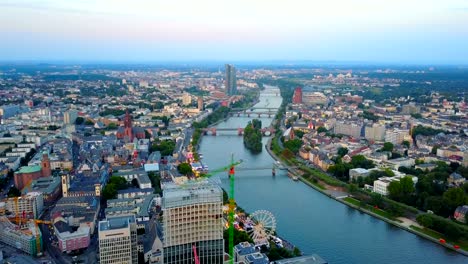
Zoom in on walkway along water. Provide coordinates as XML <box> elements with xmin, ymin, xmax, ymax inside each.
<box><xmin>198</xmin><ymin>86</ymin><xmax>468</xmax><ymax>264</ymax></box>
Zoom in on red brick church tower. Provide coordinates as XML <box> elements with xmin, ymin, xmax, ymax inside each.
<box><xmin>123</xmin><ymin>110</ymin><xmax>134</xmax><ymax>141</ymax></box>
<box><xmin>41</xmin><ymin>153</ymin><xmax>52</xmax><ymax>177</ymax></box>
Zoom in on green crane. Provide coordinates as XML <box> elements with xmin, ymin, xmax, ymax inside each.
<box><xmin>184</xmin><ymin>154</ymin><xmax>242</xmax><ymax>264</ymax></box>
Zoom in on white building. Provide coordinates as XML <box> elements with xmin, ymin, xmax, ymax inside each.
<box><xmin>373</xmin><ymin>175</ymin><xmax>418</xmax><ymax>196</ymax></box>
<box><xmin>99</xmin><ymin>215</ymin><xmax>138</xmax><ymax>264</ymax></box>
<box><xmin>4</xmin><ymin>191</ymin><xmax>44</xmax><ymax>218</ymax></box>
<box><xmin>385</xmin><ymin>128</ymin><xmax>410</xmax><ymax>145</ymax></box>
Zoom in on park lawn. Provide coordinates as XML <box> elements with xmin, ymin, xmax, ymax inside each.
<box><xmin>343</xmin><ymin>197</ymin><xmax>361</xmax><ymax>207</ymax></box>
<box><xmin>410</xmin><ymin>225</ymin><xmax>468</xmax><ymax>252</ymax></box>
<box><xmin>303</xmin><ymin>177</ymin><xmax>326</xmax><ymax>190</ymax></box>
<box><xmin>343</xmin><ymin>197</ymin><xmax>402</xmax><ymax>223</ymax></box>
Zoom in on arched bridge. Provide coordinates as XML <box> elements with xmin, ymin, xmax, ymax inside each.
<box><xmin>201</xmin><ymin>127</ymin><xmax>276</xmax><ymax>136</ymax></box>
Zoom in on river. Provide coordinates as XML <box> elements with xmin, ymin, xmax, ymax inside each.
<box><xmin>198</xmin><ymin>86</ymin><xmax>467</xmax><ymax>264</ymax></box>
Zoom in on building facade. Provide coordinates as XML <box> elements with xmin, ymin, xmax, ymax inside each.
<box><xmin>162</xmin><ymin>185</ymin><xmax>224</xmax><ymax>264</ymax></box>
<box><xmin>292</xmin><ymin>87</ymin><xmax>303</xmax><ymax>104</ymax></box>
<box><xmin>225</xmin><ymin>64</ymin><xmax>237</xmax><ymax>95</ymax></box>
<box><xmin>99</xmin><ymin>215</ymin><xmax>138</xmax><ymax>264</ymax></box>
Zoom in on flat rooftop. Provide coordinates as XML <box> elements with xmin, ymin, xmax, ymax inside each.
<box><xmin>99</xmin><ymin>215</ymin><xmax>135</xmax><ymax>231</ymax></box>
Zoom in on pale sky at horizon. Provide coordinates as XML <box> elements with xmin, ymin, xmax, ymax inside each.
<box><xmin>1</xmin><ymin>0</ymin><xmax>468</xmax><ymax>63</ymax></box>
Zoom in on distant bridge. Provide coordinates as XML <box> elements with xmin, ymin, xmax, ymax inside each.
<box><xmin>201</xmin><ymin>127</ymin><xmax>276</xmax><ymax>136</ymax></box>
<box><xmin>229</xmin><ymin>111</ymin><xmax>276</xmax><ymax>117</ymax></box>
<box><xmin>230</xmin><ymin>107</ymin><xmax>278</xmax><ymax>111</ymax></box>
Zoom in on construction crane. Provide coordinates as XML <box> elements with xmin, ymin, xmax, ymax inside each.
<box><xmin>183</xmin><ymin>154</ymin><xmax>242</xmax><ymax>264</ymax></box>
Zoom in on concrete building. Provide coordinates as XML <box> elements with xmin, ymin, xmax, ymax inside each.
<box><xmin>349</xmin><ymin>168</ymin><xmax>370</xmax><ymax>181</ymax></box>
<box><xmin>4</xmin><ymin>192</ymin><xmax>44</xmax><ymax>219</ymax></box>
<box><xmin>54</xmin><ymin>216</ymin><xmax>90</xmax><ymax>253</ymax></box>
<box><xmin>0</xmin><ymin>104</ymin><xmax>21</xmax><ymax>119</ymax></box>
<box><xmin>373</xmin><ymin>175</ymin><xmax>418</xmax><ymax>196</ymax></box>
<box><xmin>162</xmin><ymin>184</ymin><xmax>224</xmax><ymax>264</ymax></box>
<box><xmin>385</xmin><ymin>128</ymin><xmax>410</xmax><ymax>145</ymax></box>
<box><xmin>302</xmin><ymin>92</ymin><xmax>327</xmax><ymax>105</ymax></box>
<box><xmin>334</xmin><ymin>121</ymin><xmax>362</xmax><ymax>138</ymax></box>
<box><xmin>182</xmin><ymin>93</ymin><xmax>192</xmax><ymax>106</ymax></box>
<box><xmin>364</xmin><ymin>123</ymin><xmax>386</xmax><ymax>142</ymax></box>
<box><xmin>0</xmin><ymin>217</ymin><xmax>41</xmax><ymax>256</ymax></box>
<box><xmin>63</xmin><ymin>109</ymin><xmax>79</xmax><ymax>124</ymax></box>
<box><xmin>114</xmin><ymin>170</ymin><xmax>152</xmax><ymax>189</ymax></box>
<box><xmin>22</xmin><ymin>176</ymin><xmax>61</xmax><ymax>203</ymax></box>
<box><xmin>402</xmin><ymin>103</ymin><xmax>421</xmax><ymax>114</ymax></box>
<box><xmin>225</xmin><ymin>64</ymin><xmax>237</xmax><ymax>95</ymax></box>
<box><xmin>14</xmin><ymin>153</ymin><xmax>51</xmax><ymax>191</ymax></box>
<box><xmin>99</xmin><ymin>215</ymin><xmax>138</xmax><ymax>264</ymax></box>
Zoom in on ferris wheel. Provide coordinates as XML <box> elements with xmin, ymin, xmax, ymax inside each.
<box><xmin>247</xmin><ymin>210</ymin><xmax>276</xmax><ymax>245</ymax></box>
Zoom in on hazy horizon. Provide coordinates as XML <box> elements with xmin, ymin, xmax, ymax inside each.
<box><xmin>1</xmin><ymin>0</ymin><xmax>468</xmax><ymax>64</ymax></box>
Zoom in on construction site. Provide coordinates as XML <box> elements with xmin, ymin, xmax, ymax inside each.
<box><xmin>0</xmin><ymin>192</ymin><xmax>51</xmax><ymax>257</ymax></box>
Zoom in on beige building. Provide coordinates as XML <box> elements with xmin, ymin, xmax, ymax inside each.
<box><xmin>162</xmin><ymin>185</ymin><xmax>224</xmax><ymax>264</ymax></box>
<box><xmin>4</xmin><ymin>191</ymin><xmax>44</xmax><ymax>219</ymax></box>
<box><xmin>334</xmin><ymin>121</ymin><xmax>362</xmax><ymax>138</ymax></box>
<box><xmin>0</xmin><ymin>216</ymin><xmax>41</xmax><ymax>256</ymax></box>
<box><xmin>182</xmin><ymin>93</ymin><xmax>192</xmax><ymax>106</ymax></box>
<box><xmin>98</xmin><ymin>215</ymin><xmax>138</xmax><ymax>264</ymax></box>
<box><xmin>365</xmin><ymin>123</ymin><xmax>386</xmax><ymax>142</ymax></box>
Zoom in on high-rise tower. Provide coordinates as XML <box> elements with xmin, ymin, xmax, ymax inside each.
<box><xmin>225</xmin><ymin>64</ymin><xmax>237</xmax><ymax>96</ymax></box>
<box><xmin>162</xmin><ymin>185</ymin><xmax>224</xmax><ymax>264</ymax></box>
<box><xmin>99</xmin><ymin>215</ymin><xmax>138</xmax><ymax>264</ymax></box>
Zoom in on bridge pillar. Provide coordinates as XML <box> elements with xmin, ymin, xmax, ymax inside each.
<box><xmin>238</xmin><ymin>128</ymin><xmax>244</xmax><ymax>136</ymax></box>
<box><xmin>211</xmin><ymin>128</ymin><xmax>216</xmax><ymax>136</ymax></box>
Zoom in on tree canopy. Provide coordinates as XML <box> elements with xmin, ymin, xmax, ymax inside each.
<box><xmin>177</xmin><ymin>163</ymin><xmax>193</xmax><ymax>175</ymax></box>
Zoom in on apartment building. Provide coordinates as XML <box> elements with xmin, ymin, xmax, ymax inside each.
<box><xmin>98</xmin><ymin>215</ymin><xmax>138</xmax><ymax>264</ymax></box>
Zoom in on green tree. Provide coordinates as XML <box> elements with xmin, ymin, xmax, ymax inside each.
<box><xmin>109</xmin><ymin>176</ymin><xmax>128</xmax><ymax>190</ymax></box>
<box><xmin>294</xmin><ymin>130</ymin><xmax>305</xmax><ymax>139</ymax></box>
<box><xmin>443</xmin><ymin>187</ymin><xmax>466</xmax><ymax>212</ymax></box>
<box><xmin>316</xmin><ymin>126</ymin><xmax>327</xmax><ymax>133</ymax></box>
<box><xmin>243</xmin><ymin>120</ymin><xmax>263</xmax><ymax>153</ymax></box>
<box><xmin>107</xmin><ymin>122</ymin><xmax>118</xmax><ymax>130</ymax></box>
<box><xmin>337</xmin><ymin>147</ymin><xmax>349</xmax><ymax>157</ymax></box>
<box><xmin>283</xmin><ymin>139</ymin><xmax>303</xmax><ymax>154</ymax></box>
<box><xmin>402</xmin><ymin>140</ymin><xmax>410</xmax><ymax>148</ymax></box>
<box><xmin>75</xmin><ymin>117</ymin><xmax>84</xmax><ymax>125</ymax></box>
<box><xmin>102</xmin><ymin>183</ymin><xmax>117</xmax><ymax>200</ymax></box>
<box><xmin>177</xmin><ymin>163</ymin><xmax>192</xmax><ymax>175</ymax></box>
<box><xmin>381</xmin><ymin>142</ymin><xmax>394</xmax><ymax>152</ymax></box>
<box><xmin>388</xmin><ymin>181</ymin><xmax>402</xmax><ymax>201</ymax></box>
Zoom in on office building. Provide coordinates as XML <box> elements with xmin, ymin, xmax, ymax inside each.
<box><xmin>0</xmin><ymin>216</ymin><xmax>41</xmax><ymax>256</ymax></box>
<box><xmin>99</xmin><ymin>215</ymin><xmax>138</xmax><ymax>264</ymax></box>
<box><xmin>225</xmin><ymin>64</ymin><xmax>237</xmax><ymax>95</ymax></box>
<box><xmin>162</xmin><ymin>185</ymin><xmax>224</xmax><ymax>264</ymax></box>
<box><xmin>64</xmin><ymin>109</ymin><xmax>79</xmax><ymax>124</ymax></box>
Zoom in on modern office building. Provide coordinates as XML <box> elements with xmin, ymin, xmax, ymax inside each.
<box><xmin>162</xmin><ymin>184</ymin><xmax>224</xmax><ymax>264</ymax></box>
<box><xmin>0</xmin><ymin>217</ymin><xmax>41</xmax><ymax>256</ymax></box>
<box><xmin>98</xmin><ymin>215</ymin><xmax>138</xmax><ymax>264</ymax></box>
<box><xmin>225</xmin><ymin>64</ymin><xmax>237</xmax><ymax>95</ymax></box>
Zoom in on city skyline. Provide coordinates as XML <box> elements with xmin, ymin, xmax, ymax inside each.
<box><xmin>1</xmin><ymin>0</ymin><xmax>468</xmax><ymax>63</ymax></box>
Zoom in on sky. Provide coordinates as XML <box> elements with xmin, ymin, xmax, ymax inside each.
<box><xmin>1</xmin><ymin>0</ymin><xmax>468</xmax><ymax>64</ymax></box>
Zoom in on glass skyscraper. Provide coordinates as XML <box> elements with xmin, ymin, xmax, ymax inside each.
<box><xmin>225</xmin><ymin>64</ymin><xmax>237</xmax><ymax>95</ymax></box>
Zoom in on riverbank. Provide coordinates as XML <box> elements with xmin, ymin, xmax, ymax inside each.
<box><xmin>265</xmin><ymin>137</ymin><xmax>468</xmax><ymax>256</ymax></box>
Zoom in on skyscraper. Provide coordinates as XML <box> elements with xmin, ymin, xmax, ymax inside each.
<box><xmin>162</xmin><ymin>185</ymin><xmax>224</xmax><ymax>264</ymax></box>
<box><xmin>225</xmin><ymin>64</ymin><xmax>237</xmax><ymax>95</ymax></box>
<box><xmin>293</xmin><ymin>87</ymin><xmax>303</xmax><ymax>104</ymax></box>
<box><xmin>98</xmin><ymin>215</ymin><xmax>138</xmax><ymax>264</ymax></box>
